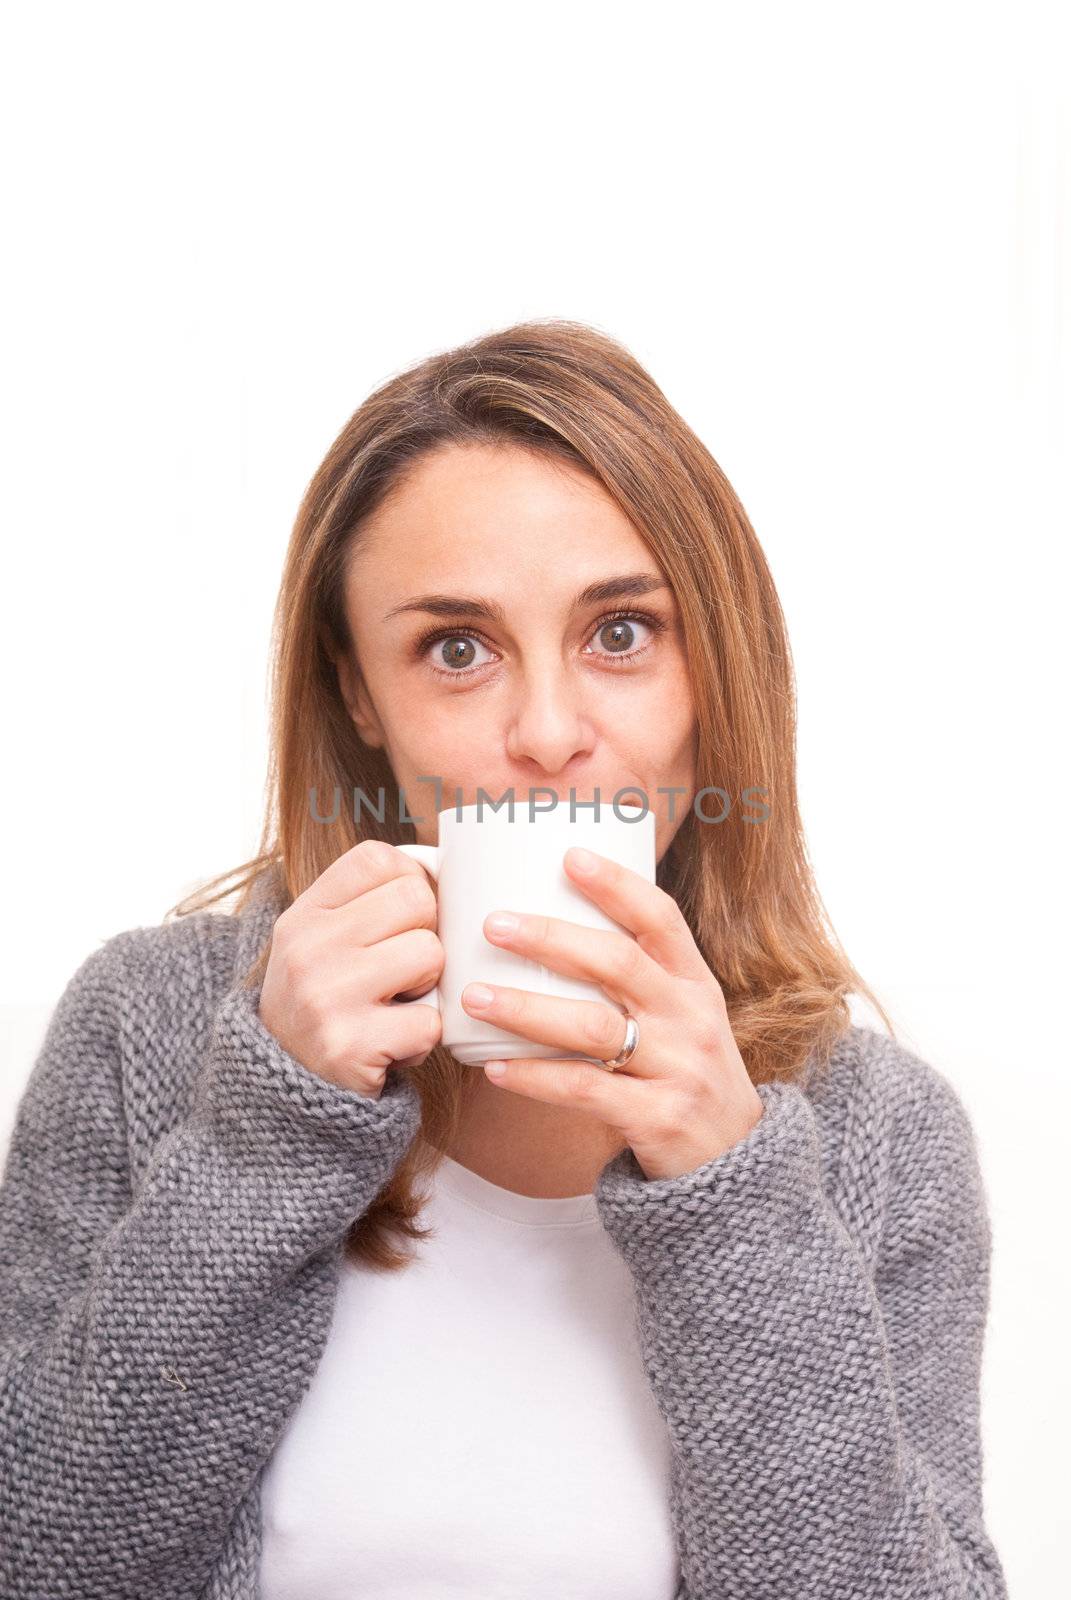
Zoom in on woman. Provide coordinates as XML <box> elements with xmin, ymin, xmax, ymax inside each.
<box><xmin>0</xmin><ymin>320</ymin><xmax>1007</xmax><ymax>1599</ymax></box>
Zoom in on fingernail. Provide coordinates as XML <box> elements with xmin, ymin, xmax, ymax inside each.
<box><xmin>486</xmin><ymin>912</ymin><xmax>520</xmax><ymax>937</ymax></box>
<box><xmin>484</xmin><ymin>1059</ymin><xmax>507</xmax><ymax>1078</ymax></box>
<box><xmin>568</xmin><ymin>847</ymin><xmax>597</xmax><ymax>875</ymax></box>
<box><xmin>464</xmin><ymin>983</ymin><xmax>495</xmax><ymax>1009</ymax></box>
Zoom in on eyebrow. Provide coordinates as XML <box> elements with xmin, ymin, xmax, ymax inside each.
<box><xmin>382</xmin><ymin>572</ymin><xmax>669</xmax><ymax>624</ymax></box>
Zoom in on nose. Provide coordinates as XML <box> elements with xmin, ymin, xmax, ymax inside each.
<box><xmin>503</xmin><ymin>660</ymin><xmax>597</xmax><ymax>774</ymax></box>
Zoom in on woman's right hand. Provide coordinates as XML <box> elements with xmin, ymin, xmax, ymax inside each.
<box><xmin>258</xmin><ymin>839</ymin><xmax>443</xmax><ymax>1100</ymax></box>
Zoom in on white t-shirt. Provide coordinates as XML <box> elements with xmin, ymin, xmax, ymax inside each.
<box><xmin>259</xmin><ymin>1150</ymin><xmax>681</xmax><ymax>1599</ymax></box>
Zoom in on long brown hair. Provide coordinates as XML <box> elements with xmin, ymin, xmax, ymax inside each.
<box><xmin>168</xmin><ymin>317</ymin><xmax>892</xmax><ymax>1270</ymax></box>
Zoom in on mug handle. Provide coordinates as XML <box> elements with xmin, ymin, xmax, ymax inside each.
<box><xmin>392</xmin><ymin>843</ymin><xmax>441</xmax><ymax>1010</ymax></box>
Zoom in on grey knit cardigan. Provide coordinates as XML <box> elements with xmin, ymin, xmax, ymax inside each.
<box><xmin>0</xmin><ymin>866</ymin><xmax>1008</xmax><ymax>1600</ymax></box>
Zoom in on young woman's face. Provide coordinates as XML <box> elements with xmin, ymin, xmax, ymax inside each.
<box><xmin>337</xmin><ymin>442</ymin><xmax>698</xmax><ymax>864</ymax></box>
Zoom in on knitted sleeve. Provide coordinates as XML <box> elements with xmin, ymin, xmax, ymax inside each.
<box><xmin>0</xmin><ymin>929</ymin><xmax>423</xmax><ymax>1600</ymax></box>
<box><xmin>592</xmin><ymin>1052</ymin><xmax>1008</xmax><ymax>1600</ymax></box>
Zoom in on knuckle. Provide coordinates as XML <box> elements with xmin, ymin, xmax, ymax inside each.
<box><xmin>698</xmin><ymin>981</ymin><xmax>728</xmax><ymax>1036</ymax></box>
<box><xmin>647</xmin><ymin>1099</ymin><xmax>684</xmax><ymax>1146</ymax></box>
<box><xmin>509</xmin><ymin>986</ymin><xmax>537</xmax><ymax>1025</ymax></box>
<box><xmin>420</xmin><ymin>1007</ymin><xmax>443</xmax><ymax>1047</ymax></box>
<box><xmin>401</xmin><ymin>872</ymin><xmax>437</xmax><ymax>922</ymax></box>
<box><xmin>613</xmin><ymin>936</ymin><xmax>646</xmax><ymax>987</ymax></box>
<box><xmin>300</xmin><ymin>984</ymin><xmax>334</xmax><ymax>1034</ymax></box>
<box><xmin>569</xmin><ymin>1065</ymin><xmax>599</xmax><ymax>1103</ymax></box>
<box><xmin>586</xmin><ymin>1005</ymin><xmax>624</xmax><ymax>1053</ymax></box>
<box><xmin>411</xmin><ymin>925</ymin><xmax>442</xmax><ymax>961</ymax></box>
<box><xmin>665</xmin><ymin>886</ymin><xmax>688</xmax><ymax>925</ymax></box>
<box><xmin>317</xmin><ymin>1020</ymin><xmax>350</xmax><ymax>1074</ymax></box>
<box><xmin>407</xmin><ymin>926</ymin><xmax>444</xmax><ymax>977</ymax></box>
<box><xmin>356</xmin><ymin>838</ymin><xmax>393</xmax><ymax>868</ymax></box>
<box><xmin>279</xmin><ymin>932</ymin><xmax>314</xmax><ymax>990</ymax></box>
<box><xmin>269</xmin><ymin>906</ymin><xmax>298</xmax><ymax>954</ymax></box>
<box><xmin>386</xmin><ymin>1002</ymin><xmax>437</xmax><ymax>1049</ymax></box>
<box><xmin>699</xmin><ymin>1013</ymin><xmax>723</xmax><ymax>1058</ymax></box>
<box><xmin>661</xmin><ymin>1085</ymin><xmax>697</xmax><ymax>1140</ymax></box>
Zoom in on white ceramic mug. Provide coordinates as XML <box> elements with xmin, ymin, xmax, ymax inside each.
<box><xmin>392</xmin><ymin>800</ymin><xmax>656</xmax><ymax>1065</ymax></box>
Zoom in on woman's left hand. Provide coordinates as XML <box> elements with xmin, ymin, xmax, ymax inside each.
<box><xmin>461</xmin><ymin>845</ymin><xmax>765</xmax><ymax>1181</ymax></box>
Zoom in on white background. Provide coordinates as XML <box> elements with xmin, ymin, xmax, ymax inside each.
<box><xmin>1</xmin><ymin>2</ymin><xmax>1066</xmax><ymax>1591</ymax></box>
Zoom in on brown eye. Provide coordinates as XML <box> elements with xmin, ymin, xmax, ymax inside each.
<box><xmin>597</xmin><ymin>619</ymin><xmax>636</xmax><ymax>654</ymax></box>
<box><xmin>438</xmin><ymin>637</ymin><xmax>478</xmax><ymax>669</ymax></box>
<box><xmin>417</xmin><ymin>629</ymin><xmax>497</xmax><ymax>677</ymax></box>
<box><xmin>585</xmin><ymin>610</ymin><xmax>665</xmax><ymax>665</ymax></box>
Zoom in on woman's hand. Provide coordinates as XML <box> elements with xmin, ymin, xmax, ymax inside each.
<box><xmin>258</xmin><ymin>840</ymin><xmax>444</xmax><ymax>1100</ymax></box>
<box><xmin>461</xmin><ymin>845</ymin><xmax>764</xmax><ymax>1180</ymax></box>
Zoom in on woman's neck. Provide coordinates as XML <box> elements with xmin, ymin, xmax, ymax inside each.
<box><xmin>436</xmin><ymin>1074</ymin><xmax>628</xmax><ymax>1199</ymax></box>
